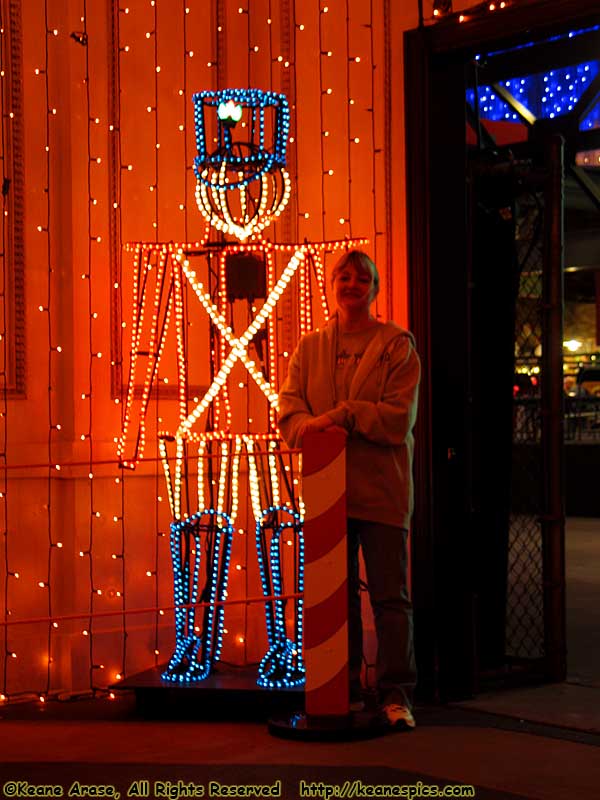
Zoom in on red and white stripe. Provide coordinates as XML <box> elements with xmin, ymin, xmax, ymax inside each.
<box><xmin>302</xmin><ymin>428</ymin><xmax>348</xmax><ymax>717</ymax></box>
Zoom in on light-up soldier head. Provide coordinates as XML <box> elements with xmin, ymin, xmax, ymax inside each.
<box><xmin>192</xmin><ymin>88</ymin><xmax>291</xmax><ymax>241</ymax></box>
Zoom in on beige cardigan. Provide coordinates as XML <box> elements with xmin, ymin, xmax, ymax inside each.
<box><xmin>277</xmin><ymin>315</ymin><xmax>420</xmax><ymax>528</ymax></box>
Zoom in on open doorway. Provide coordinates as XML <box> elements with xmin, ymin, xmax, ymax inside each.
<box><xmin>404</xmin><ymin>2</ymin><xmax>600</xmax><ymax>702</ymax></box>
<box><xmin>562</xmin><ymin>162</ymin><xmax>600</xmax><ymax>686</ymax></box>
<box><xmin>563</xmin><ymin>245</ymin><xmax>600</xmax><ymax>687</ymax></box>
<box><xmin>466</xmin><ymin>36</ymin><xmax>600</xmax><ymax>689</ymax></box>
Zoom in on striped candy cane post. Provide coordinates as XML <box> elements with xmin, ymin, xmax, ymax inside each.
<box><xmin>302</xmin><ymin>427</ymin><xmax>349</xmax><ymax>718</ymax></box>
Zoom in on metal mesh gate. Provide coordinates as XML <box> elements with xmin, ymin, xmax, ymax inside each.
<box><xmin>507</xmin><ymin>184</ymin><xmax>547</xmax><ymax>661</ymax></box>
<box><xmin>504</xmin><ymin>140</ymin><xmax>565</xmax><ymax>677</ymax></box>
<box><xmin>468</xmin><ymin>142</ymin><xmax>565</xmax><ymax>681</ymax></box>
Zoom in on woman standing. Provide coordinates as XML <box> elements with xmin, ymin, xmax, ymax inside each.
<box><xmin>277</xmin><ymin>249</ymin><xmax>421</xmax><ymax>730</ymax></box>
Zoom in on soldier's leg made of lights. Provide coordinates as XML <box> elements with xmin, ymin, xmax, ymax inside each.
<box><xmin>162</xmin><ymin>509</ymin><xmax>233</xmax><ymax>682</ymax></box>
<box><xmin>255</xmin><ymin>506</ymin><xmax>305</xmax><ymax>689</ymax></box>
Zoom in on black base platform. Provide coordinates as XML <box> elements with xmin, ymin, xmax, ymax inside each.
<box><xmin>268</xmin><ymin>710</ymin><xmax>389</xmax><ymax>741</ymax></box>
<box><xmin>111</xmin><ymin>664</ymin><xmax>303</xmax><ymax>720</ymax></box>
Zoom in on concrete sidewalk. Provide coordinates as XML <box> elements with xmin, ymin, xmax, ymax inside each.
<box><xmin>0</xmin><ymin>695</ymin><xmax>599</xmax><ymax>800</ymax></box>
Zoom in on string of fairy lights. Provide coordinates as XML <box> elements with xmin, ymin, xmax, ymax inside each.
<box><xmin>318</xmin><ymin>4</ymin><xmax>328</xmax><ymax>242</ymax></box>
<box><xmin>82</xmin><ymin>0</ymin><xmax>95</xmax><ymax>694</ymax></box>
<box><xmin>43</xmin><ymin>0</ymin><xmax>54</xmax><ymax>700</ymax></box>
<box><xmin>369</xmin><ymin>0</ymin><xmax>380</xmax><ymax>274</ymax></box>
<box><xmin>86</xmin><ymin>0</ymin><xmax>127</xmax><ymax>694</ymax></box>
<box><xmin>290</xmin><ymin>3</ymin><xmax>300</xmax><ymax>247</ymax></box>
<box><xmin>315</xmin><ymin>0</ymin><xmax>381</xmax><ymax>314</ymax></box>
<box><xmin>0</xmin><ymin>4</ymin><xmax>8</xmax><ymax>700</ymax></box>
<box><xmin>114</xmin><ymin>0</ymin><xmax>128</xmax><ymax>696</ymax></box>
<box><xmin>345</xmin><ymin>0</ymin><xmax>353</xmax><ymax>239</ymax></box>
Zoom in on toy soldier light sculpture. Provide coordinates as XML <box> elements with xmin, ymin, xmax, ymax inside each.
<box><xmin>118</xmin><ymin>88</ymin><xmax>367</xmax><ymax>689</ymax></box>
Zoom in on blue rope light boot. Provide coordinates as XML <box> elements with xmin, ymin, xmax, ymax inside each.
<box><xmin>162</xmin><ymin>510</ymin><xmax>233</xmax><ymax>683</ymax></box>
<box><xmin>256</xmin><ymin>506</ymin><xmax>305</xmax><ymax>689</ymax></box>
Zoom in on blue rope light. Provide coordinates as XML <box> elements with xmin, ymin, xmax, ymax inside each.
<box><xmin>467</xmin><ymin>61</ymin><xmax>600</xmax><ymax>128</ymax></box>
<box><xmin>162</xmin><ymin>509</ymin><xmax>233</xmax><ymax>683</ymax></box>
<box><xmin>480</xmin><ymin>25</ymin><xmax>600</xmax><ymax>61</ymax></box>
<box><xmin>255</xmin><ymin>505</ymin><xmax>305</xmax><ymax>690</ymax></box>
<box><xmin>192</xmin><ymin>88</ymin><xmax>290</xmax><ymax>191</ymax></box>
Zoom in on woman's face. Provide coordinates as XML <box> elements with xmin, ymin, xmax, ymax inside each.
<box><xmin>333</xmin><ymin>263</ymin><xmax>375</xmax><ymax>314</ymax></box>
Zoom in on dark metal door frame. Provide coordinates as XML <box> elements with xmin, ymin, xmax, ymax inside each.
<box><xmin>404</xmin><ymin>0</ymin><xmax>598</xmax><ymax>701</ymax></box>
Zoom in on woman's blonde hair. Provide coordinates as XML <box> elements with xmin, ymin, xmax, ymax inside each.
<box><xmin>330</xmin><ymin>249</ymin><xmax>380</xmax><ymax>298</ymax></box>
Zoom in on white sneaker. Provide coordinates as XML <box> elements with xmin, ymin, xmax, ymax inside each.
<box><xmin>349</xmin><ymin>697</ymin><xmax>365</xmax><ymax>712</ymax></box>
<box><xmin>381</xmin><ymin>703</ymin><xmax>416</xmax><ymax>730</ymax></box>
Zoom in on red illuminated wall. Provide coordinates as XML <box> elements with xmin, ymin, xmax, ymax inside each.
<box><xmin>0</xmin><ymin>0</ymin><xmax>486</xmax><ymax>699</ymax></box>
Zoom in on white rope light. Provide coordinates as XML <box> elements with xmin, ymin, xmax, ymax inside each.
<box><xmin>245</xmin><ymin>437</ymin><xmax>264</xmax><ymax>524</ymax></box>
<box><xmin>269</xmin><ymin>440</ymin><xmax>281</xmax><ymax>508</ymax></box>
<box><xmin>176</xmin><ymin>250</ymin><xmax>305</xmax><ymax>439</ymax></box>
<box><xmin>177</xmin><ymin>255</ymin><xmax>280</xmax><ymax>409</ymax></box>
<box><xmin>196</xmin><ymin>163</ymin><xmax>291</xmax><ymax>241</ymax></box>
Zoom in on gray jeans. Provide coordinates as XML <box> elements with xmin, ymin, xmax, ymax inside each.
<box><xmin>347</xmin><ymin>517</ymin><xmax>416</xmax><ymax>708</ymax></box>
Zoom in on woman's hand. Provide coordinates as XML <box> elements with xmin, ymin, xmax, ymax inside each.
<box><xmin>298</xmin><ymin>413</ymin><xmax>336</xmax><ymax>441</ymax></box>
